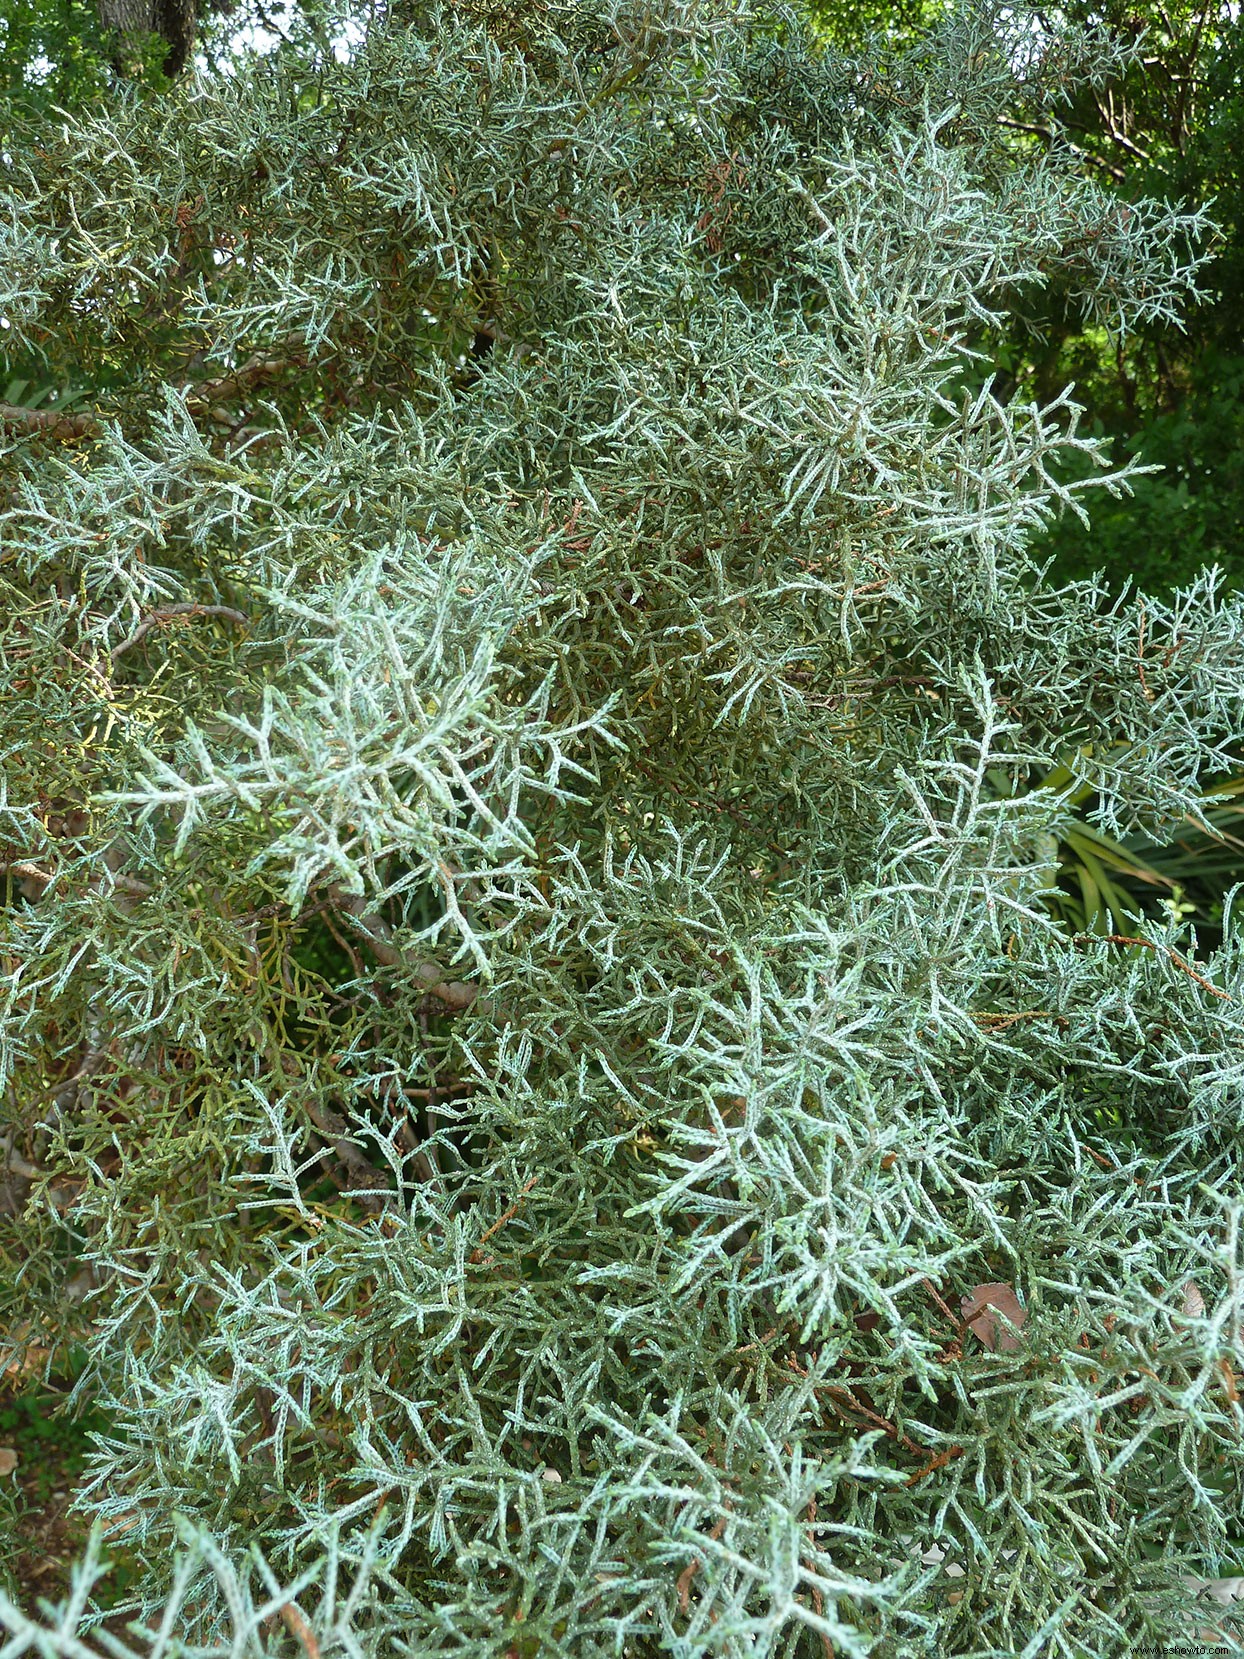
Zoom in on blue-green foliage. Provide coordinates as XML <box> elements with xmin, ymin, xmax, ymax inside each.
<box><xmin>1</xmin><ymin>3</ymin><xmax>1242</xmax><ymax>1653</ymax></box>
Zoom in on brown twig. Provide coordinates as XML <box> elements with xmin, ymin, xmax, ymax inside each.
<box><xmin>318</xmin><ymin>904</ymin><xmax>367</xmax><ymax>981</ymax></box>
<box><xmin>469</xmin><ymin>1176</ymin><xmax>538</xmax><ymax>1262</ymax></box>
<box><xmin>277</xmin><ymin>1602</ymin><xmax>320</xmax><ymax>1659</ymax></box>
<box><xmin>1080</xmin><ymin>1142</ymin><xmax>1119</xmax><ymax>1173</ymax></box>
<box><xmin>904</xmin><ymin>1445</ymin><xmax>964</xmax><ymax>1486</ymax></box>
<box><xmin>1160</xmin><ymin>631</ymin><xmax>1185</xmax><ymax>671</ymax></box>
<box><xmin>1090</xmin><ymin>86</ymin><xmax>1154</xmax><ymax>166</ymax></box>
<box><xmin>1219</xmin><ymin>1356</ymin><xmax>1239</xmax><ymax>1406</ymax></box>
<box><xmin>819</xmin><ymin>1385</ymin><xmax>922</xmax><ymax>1456</ymax></box>
<box><xmin>1077</xmin><ymin>932</ymin><xmax>1233</xmax><ymax>1002</ymax></box>
<box><xmin>802</xmin><ymin>1498</ymin><xmax>834</xmax><ymax>1659</ymax></box>
<box><xmin>921</xmin><ymin>1277</ymin><xmax>959</xmax><ymax>1329</ymax></box>
<box><xmin>676</xmin><ymin>1512</ymin><xmax>730</xmax><ymax>1613</ymax></box>
<box><xmin>971</xmin><ymin>1009</ymin><xmax>1069</xmax><ymax>1030</ymax></box>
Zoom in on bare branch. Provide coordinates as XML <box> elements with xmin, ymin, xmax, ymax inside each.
<box><xmin>1089</xmin><ymin>87</ymin><xmax>1153</xmax><ymax>166</ymax></box>
<box><xmin>111</xmin><ymin>603</ymin><xmax>250</xmax><ymax>663</ymax></box>
<box><xmin>302</xmin><ymin>1098</ymin><xmax>390</xmax><ymax>1213</ymax></box>
<box><xmin>1</xmin><ymin>341</ymin><xmax>305</xmax><ymax>445</ymax></box>
<box><xmin>995</xmin><ymin>117</ymin><xmax>1127</xmax><ymax>183</ymax></box>
<box><xmin>0</xmin><ymin>858</ymin><xmax>152</xmax><ymax>898</ymax></box>
<box><xmin>182</xmin><ymin>347</ymin><xmax>306</xmax><ymax>414</ymax></box>
<box><xmin>329</xmin><ymin>888</ymin><xmax>482</xmax><ymax>1011</ymax></box>
<box><xmin>0</xmin><ymin>403</ymin><xmax>96</xmax><ymax>438</ymax></box>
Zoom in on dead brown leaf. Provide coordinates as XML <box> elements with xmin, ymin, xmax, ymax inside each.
<box><xmin>961</xmin><ymin>1283</ymin><xmax>1027</xmax><ymax>1353</ymax></box>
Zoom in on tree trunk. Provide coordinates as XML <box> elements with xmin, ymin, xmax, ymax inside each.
<box><xmin>97</xmin><ymin>0</ymin><xmax>157</xmax><ymax>28</ymax></box>
<box><xmin>97</xmin><ymin>0</ymin><xmax>196</xmax><ymax>76</ymax></box>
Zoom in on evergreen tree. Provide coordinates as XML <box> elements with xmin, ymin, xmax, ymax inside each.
<box><xmin>1</xmin><ymin>2</ymin><xmax>1241</xmax><ymax>1653</ymax></box>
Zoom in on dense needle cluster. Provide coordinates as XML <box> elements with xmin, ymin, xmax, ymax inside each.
<box><xmin>1</xmin><ymin>2</ymin><xmax>1242</xmax><ymax>1653</ymax></box>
